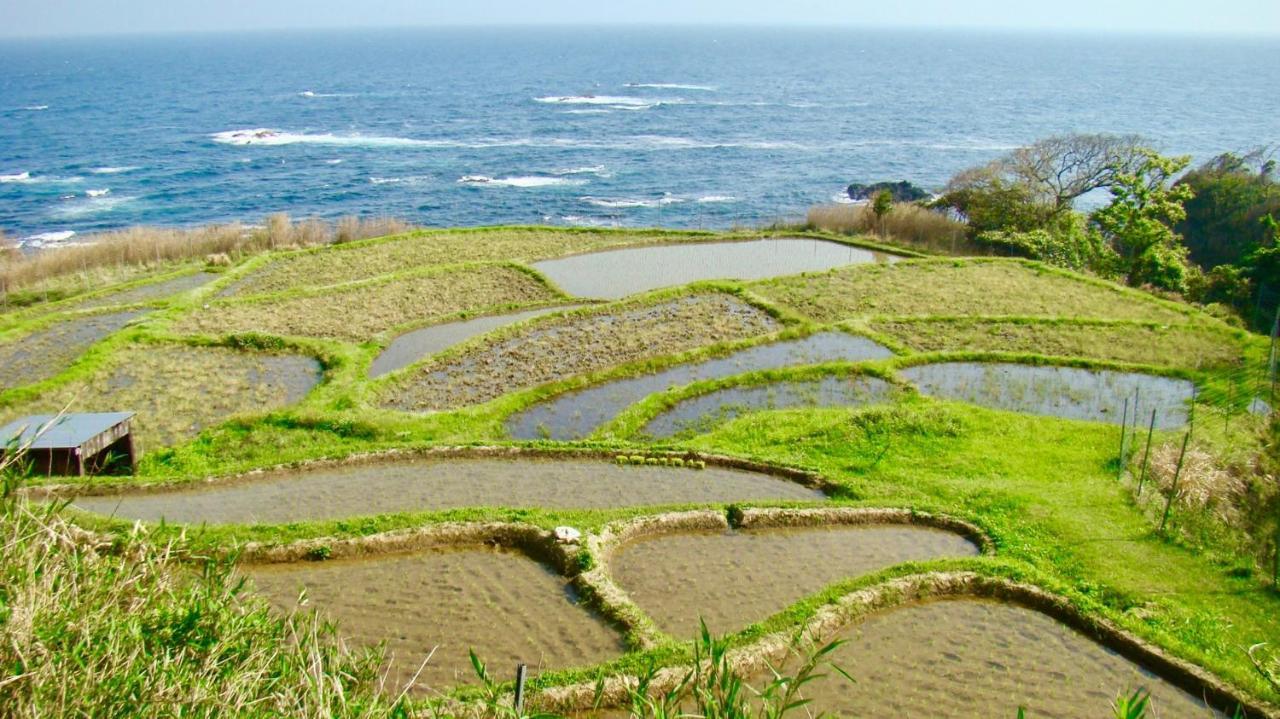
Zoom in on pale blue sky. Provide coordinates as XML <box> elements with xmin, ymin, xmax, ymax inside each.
<box><xmin>3</xmin><ymin>0</ymin><xmax>1279</xmax><ymax>38</ymax></box>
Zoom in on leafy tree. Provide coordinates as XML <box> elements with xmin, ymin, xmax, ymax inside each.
<box><xmin>1176</xmin><ymin>150</ymin><xmax>1280</xmax><ymax>269</ymax></box>
<box><xmin>937</xmin><ymin>164</ymin><xmax>1055</xmax><ymax>234</ymax></box>
<box><xmin>1090</xmin><ymin>150</ymin><xmax>1194</xmax><ymax>291</ymax></box>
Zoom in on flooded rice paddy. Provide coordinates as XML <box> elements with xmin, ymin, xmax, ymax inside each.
<box><xmin>531</xmin><ymin>238</ymin><xmax>897</xmax><ymax>299</ymax></box>
<box><xmin>71</xmin><ymin>457</ymin><xmax>824</xmax><ymax>523</ymax></box>
<box><xmin>382</xmin><ymin>294</ymin><xmax>780</xmax><ymax>411</ymax></box>
<box><xmin>79</xmin><ymin>272</ymin><xmax>219</xmax><ymax>309</ymax></box>
<box><xmin>368</xmin><ymin>305</ymin><xmax>583</xmax><ymax>378</ymax></box>
<box><xmin>782</xmin><ymin>599</ymin><xmax>1213</xmax><ymax>718</ymax></box>
<box><xmin>0</xmin><ymin>310</ymin><xmax>145</xmax><ymax>390</ymax></box>
<box><xmin>246</xmin><ymin>546</ymin><xmax>624</xmax><ymax>690</ymax></box>
<box><xmin>609</xmin><ymin>525</ymin><xmax>979</xmax><ymax>637</ymax></box>
<box><xmin>901</xmin><ymin>362</ymin><xmax>1195</xmax><ymax>428</ymax></box>
<box><xmin>639</xmin><ymin>375</ymin><xmax>896</xmax><ymax>439</ymax></box>
<box><xmin>507</xmin><ymin>332</ymin><xmax>892</xmax><ymax>440</ymax></box>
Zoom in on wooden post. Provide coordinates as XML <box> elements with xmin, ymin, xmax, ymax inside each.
<box><xmin>513</xmin><ymin>663</ymin><xmax>528</xmax><ymax>716</ymax></box>
<box><xmin>1160</xmin><ymin>432</ymin><xmax>1191</xmax><ymax>533</ymax></box>
<box><xmin>1117</xmin><ymin>397</ymin><xmax>1129</xmax><ymax>478</ymax></box>
<box><xmin>1136</xmin><ymin>409</ymin><xmax>1157</xmax><ymax>496</ymax></box>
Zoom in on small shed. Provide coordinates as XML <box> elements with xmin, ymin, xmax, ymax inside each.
<box><xmin>0</xmin><ymin>412</ymin><xmax>136</xmax><ymax>476</ymax></box>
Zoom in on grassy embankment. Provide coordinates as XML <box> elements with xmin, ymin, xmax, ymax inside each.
<box><xmin>1</xmin><ymin>225</ymin><xmax>1277</xmax><ymax>715</ymax></box>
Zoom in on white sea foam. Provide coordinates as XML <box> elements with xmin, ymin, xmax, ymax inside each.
<box><xmin>581</xmin><ymin>195</ymin><xmax>685</xmax><ymax>209</ymax></box>
<box><xmin>324</xmin><ymin>159</ymin><xmax>344</xmax><ymax>164</ymax></box>
<box><xmin>536</xmin><ymin>95</ymin><xmax>658</xmax><ymax>107</ymax></box>
<box><xmin>20</xmin><ymin>230</ymin><xmax>77</xmax><ymax>246</ymax></box>
<box><xmin>299</xmin><ymin>90</ymin><xmax>353</xmax><ymax>98</ymax></box>
<box><xmin>830</xmin><ymin>193</ymin><xmax>862</xmax><ymax>205</ymax></box>
<box><xmin>212</xmin><ymin>128</ymin><xmax>456</xmax><ymax>148</ymax></box>
<box><xmin>91</xmin><ymin>166</ymin><xmax>141</xmax><ymax>174</ymax></box>
<box><xmin>52</xmin><ymin>194</ymin><xmax>133</xmax><ymax>218</ymax></box>
<box><xmin>86</xmin><ymin>188</ymin><xmax>111</xmax><ymax>197</ymax></box>
<box><xmin>1</xmin><ymin>171</ymin><xmax>31</xmax><ymax>183</ymax></box>
<box><xmin>695</xmin><ymin>195</ymin><xmax>738</xmax><ymax>203</ymax></box>
<box><xmin>562</xmin><ymin>109</ymin><xmax>613</xmax><ymax>115</ymax></box>
<box><xmin>458</xmin><ymin>175</ymin><xmax>586</xmax><ymax>188</ymax></box>
<box><xmin>21</xmin><ymin>105</ymin><xmax>48</xmax><ymax>111</ymax></box>
<box><xmin>553</xmin><ymin>165</ymin><xmax>609</xmax><ymax>177</ymax></box>
<box><xmin>625</xmin><ymin>83</ymin><xmax>717</xmax><ymax>91</ymax></box>
<box><xmin>369</xmin><ymin>176</ymin><xmax>430</xmax><ymax>185</ymax></box>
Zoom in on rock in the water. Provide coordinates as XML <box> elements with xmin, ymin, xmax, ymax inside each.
<box><xmin>846</xmin><ymin>180</ymin><xmax>931</xmax><ymax>203</ymax></box>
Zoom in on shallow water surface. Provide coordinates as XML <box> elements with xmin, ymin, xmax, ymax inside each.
<box><xmin>246</xmin><ymin>547</ymin><xmax>624</xmax><ymax>690</ymax></box>
<box><xmin>507</xmin><ymin>332</ymin><xmax>892</xmax><ymax>440</ymax></box>
<box><xmin>369</xmin><ymin>305</ymin><xmax>582</xmax><ymax>378</ymax></box>
<box><xmin>610</xmin><ymin>525</ymin><xmax>979</xmax><ymax>637</ymax></box>
<box><xmin>72</xmin><ymin>457</ymin><xmax>824</xmax><ymax>524</ymax></box>
<box><xmin>79</xmin><ymin>272</ymin><xmax>218</xmax><ymax>309</ymax></box>
<box><xmin>0</xmin><ymin>310</ymin><xmax>145</xmax><ymax>390</ymax></box>
<box><xmin>640</xmin><ymin>375</ymin><xmax>895</xmax><ymax>439</ymax></box>
<box><xmin>786</xmin><ymin>600</ymin><xmax>1214</xmax><ymax>718</ymax></box>
<box><xmin>901</xmin><ymin>362</ymin><xmax>1194</xmax><ymax>427</ymax></box>
<box><xmin>531</xmin><ymin>238</ymin><xmax>896</xmax><ymax>299</ymax></box>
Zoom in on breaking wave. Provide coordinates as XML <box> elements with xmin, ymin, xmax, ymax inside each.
<box><xmin>458</xmin><ymin>175</ymin><xmax>587</xmax><ymax>188</ymax></box>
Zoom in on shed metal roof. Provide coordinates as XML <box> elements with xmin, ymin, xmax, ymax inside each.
<box><xmin>0</xmin><ymin>412</ymin><xmax>135</xmax><ymax>450</ymax></box>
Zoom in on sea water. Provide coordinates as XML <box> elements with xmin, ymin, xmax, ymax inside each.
<box><xmin>2</xmin><ymin>28</ymin><xmax>1278</xmax><ymax>243</ymax></box>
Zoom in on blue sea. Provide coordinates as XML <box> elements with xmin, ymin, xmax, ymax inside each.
<box><xmin>1</xmin><ymin>28</ymin><xmax>1278</xmax><ymax>244</ymax></box>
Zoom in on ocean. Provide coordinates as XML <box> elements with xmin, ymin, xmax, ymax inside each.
<box><xmin>1</xmin><ymin>27</ymin><xmax>1278</xmax><ymax>245</ymax></box>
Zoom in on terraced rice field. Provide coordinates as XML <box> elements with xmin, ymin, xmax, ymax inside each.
<box><xmin>382</xmin><ymin>293</ymin><xmax>780</xmax><ymax>411</ymax></box>
<box><xmin>369</xmin><ymin>305</ymin><xmax>585</xmax><ymax>378</ymax></box>
<box><xmin>174</xmin><ymin>265</ymin><xmax>556</xmax><ymax>341</ymax></box>
<box><xmin>246</xmin><ymin>547</ymin><xmax>624</xmax><ymax>691</ymax></box>
<box><xmin>0</xmin><ymin>310</ymin><xmax>145</xmax><ymax>390</ymax></box>
<box><xmin>901</xmin><ymin>362</ymin><xmax>1195</xmax><ymax>428</ymax></box>
<box><xmin>71</xmin><ymin>457</ymin><xmax>824</xmax><ymax>524</ymax></box>
<box><xmin>3</xmin><ymin>344</ymin><xmax>320</xmax><ymax>449</ymax></box>
<box><xmin>531</xmin><ymin>237</ymin><xmax>895</xmax><ymax>299</ymax></box>
<box><xmin>638</xmin><ymin>375</ymin><xmax>896</xmax><ymax>439</ymax></box>
<box><xmin>609</xmin><ymin>525</ymin><xmax>979</xmax><ymax>637</ymax></box>
<box><xmin>77</xmin><ymin>271</ymin><xmax>219</xmax><ymax>310</ymax></box>
<box><xmin>782</xmin><ymin>600</ymin><xmax>1212</xmax><ymax>718</ymax></box>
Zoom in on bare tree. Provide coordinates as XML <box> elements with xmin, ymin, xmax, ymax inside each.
<box><xmin>1004</xmin><ymin>133</ymin><xmax>1150</xmax><ymax>210</ymax></box>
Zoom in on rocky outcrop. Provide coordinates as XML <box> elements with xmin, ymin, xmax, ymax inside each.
<box><xmin>847</xmin><ymin>180</ymin><xmax>931</xmax><ymax>202</ymax></box>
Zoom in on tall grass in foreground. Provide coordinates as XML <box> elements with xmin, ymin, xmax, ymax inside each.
<box><xmin>0</xmin><ymin>214</ymin><xmax>412</xmax><ymax>301</ymax></box>
<box><xmin>803</xmin><ymin>203</ymin><xmax>971</xmax><ymax>255</ymax></box>
<box><xmin>0</xmin><ymin>447</ymin><xmax>404</xmax><ymax>718</ymax></box>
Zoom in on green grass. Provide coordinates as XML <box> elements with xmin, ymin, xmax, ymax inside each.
<box><xmin>171</xmin><ymin>264</ymin><xmax>559</xmax><ymax>342</ymax></box>
<box><xmin>869</xmin><ymin>317</ymin><xmax>1253</xmax><ymax>371</ymax></box>
<box><xmin>753</xmin><ymin>258</ymin><xmax>1200</xmax><ymax>324</ymax></box>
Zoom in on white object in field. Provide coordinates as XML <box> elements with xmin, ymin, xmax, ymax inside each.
<box><xmin>554</xmin><ymin>526</ymin><xmax>582</xmax><ymax>543</ymax></box>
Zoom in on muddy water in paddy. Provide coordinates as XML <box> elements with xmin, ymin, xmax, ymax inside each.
<box><xmin>507</xmin><ymin>332</ymin><xmax>892</xmax><ymax>440</ymax></box>
<box><xmin>368</xmin><ymin>305</ymin><xmax>583</xmax><ymax>378</ymax></box>
<box><xmin>72</xmin><ymin>458</ymin><xmax>824</xmax><ymax>524</ymax></box>
<box><xmin>610</xmin><ymin>525</ymin><xmax>979</xmax><ymax>637</ymax></box>
<box><xmin>0</xmin><ymin>310</ymin><xmax>145</xmax><ymax>389</ymax></box>
<box><xmin>79</xmin><ymin>272</ymin><xmax>219</xmax><ymax>309</ymax></box>
<box><xmin>782</xmin><ymin>600</ymin><xmax>1214</xmax><ymax>718</ymax></box>
<box><xmin>246</xmin><ymin>547</ymin><xmax>624</xmax><ymax>690</ymax></box>
<box><xmin>901</xmin><ymin>362</ymin><xmax>1195</xmax><ymax>428</ymax></box>
<box><xmin>640</xmin><ymin>375</ymin><xmax>895</xmax><ymax>439</ymax></box>
<box><xmin>531</xmin><ymin>238</ymin><xmax>897</xmax><ymax>299</ymax></box>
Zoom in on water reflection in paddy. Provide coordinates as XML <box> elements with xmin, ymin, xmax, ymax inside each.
<box><xmin>531</xmin><ymin>238</ymin><xmax>897</xmax><ymax>299</ymax></box>
<box><xmin>639</xmin><ymin>375</ymin><xmax>895</xmax><ymax>439</ymax></box>
<box><xmin>901</xmin><ymin>362</ymin><xmax>1194</xmax><ymax>427</ymax></box>
<box><xmin>507</xmin><ymin>332</ymin><xmax>892</xmax><ymax>440</ymax></box>
<box><xmin>369</xmin><ymin>305</ymin><xmax>583</xmax><ymax>378</ymax></box>
<box><xmin>610</xmin><ymin>525</ymin><xmax>979</xmax><ymax>637</ymax></box>
<box><xmin>781</xmin><ymin>599</ymin><xmax>1215</xmax><ymax>718</ymax></box>
<box><xmin>72</xmin><ymin>458</ymin><xmax>824</xmax><ymax>524</ymax></box>
<box><xmin>246</xmin><ymin>547</ymin><xmax>624</xmax><ymax>690</ymax></box>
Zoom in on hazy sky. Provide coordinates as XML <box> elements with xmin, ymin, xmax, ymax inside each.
<box><xmin>3</xmin><ymin>0</ymin><xmax>1279</xmax><ymax>38</ymax></box>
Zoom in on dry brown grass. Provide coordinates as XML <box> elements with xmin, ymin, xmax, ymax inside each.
<box><xmin>805</xmin><ymin>203</ymin><xmax>970</xmax><ymax>255</ymax></box>
<box><xmin>173</xmin><ymin>266</ymin><xmax>556</xmax><ymax>342</ymax></box>
<box><xmin>1149</xmin><ymin>442</ymin><xmax>1248</xmax><ymax>523</ymax></box>
<box><xmin>0</xmin><ymin>215</ymin><xmax>412</xmax><ymax>300</ymax></box>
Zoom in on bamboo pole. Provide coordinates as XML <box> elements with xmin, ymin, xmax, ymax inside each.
<box><xmin>1136</xmin><ymin>408</ymin><xmax>1157</xmax><ymax>496</ymax></box>
<box><xmin>1160</xmin><ymin>432</ymin><xmax>1191</xmax><ymax>533</ymax></box>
